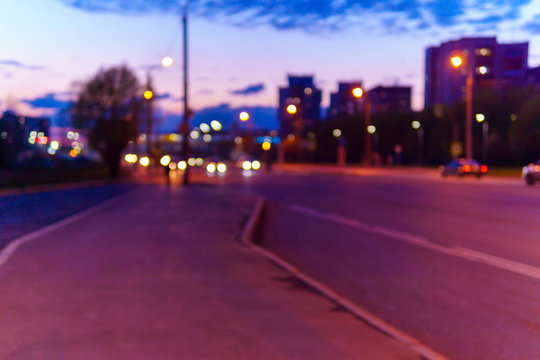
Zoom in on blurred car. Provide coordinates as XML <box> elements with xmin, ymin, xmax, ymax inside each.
<box><xmin>522</xmin><ymin>161</ymin><xmax>540</xmax><ymax>185</ymax></box>
<box><xmin>237</xmin><ymin>155</ymin><xmax>261</xmax><ymax>171</ymax></box>
<box><xmin>440</xmin><ymin>158</ymin><xmax>488</xmax><ymax>178</ymax></box>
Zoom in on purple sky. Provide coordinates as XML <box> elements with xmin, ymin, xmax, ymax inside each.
<box><xmin>2</xmin><ymin>0</ymin><xmax>540</xmax><ymax>128</ymax></box>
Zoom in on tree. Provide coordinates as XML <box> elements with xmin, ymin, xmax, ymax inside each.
<box><xmin>72</xmin><ymin>64</ymin><xmax>141</xmax><ymax>176</ymax></box>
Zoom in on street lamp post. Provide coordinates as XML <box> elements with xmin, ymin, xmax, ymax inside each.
<box><xmin>143</xmin><ymin>77</ymin><xmax>154</xmax><ymax>157</ymax></box>
<box><xmin>352</xmin><ymin>87</ymin><xmax>372</xmax><ymax>166</ymax></box>
<box><xmin>451</xmin><ymin>52</ymin><xmax>473</xmax><ymax>159</ymax></box>
<box><xmin>412</xmin><ymin>120</ymin><xmax>423</xmax><ymax>165</ymax></box>
<box><xmin>333</xmin><ymin>128</ymin><xmax>346</xmax><ymax>166</ymax></box>
<box><xmin>476</xmin><ymin>113</ymin><xmax>488</xmax><ymax>164</ymax></box>
<box><xmin>180</xmin><ymin>4</ymin><xmax>190</xmax><ymax>186</ymax></box>
<box><xmin>239</xmin><ymin>111</ymin><xmax>251</xmax><ymax>153</ymax></box>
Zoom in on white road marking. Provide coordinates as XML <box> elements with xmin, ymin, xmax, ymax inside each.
<box><xmin>0</xmin><ymin>192</ymin><xmax>131</xmax><ymax>269</ymax></box>
<box><xmin>244</xmin><ymin>199</ymin><xmax>449</xmax><ymax>360</ymax></box>
<box><xmin>288</xmin><ymin>204</ymin><xmax>540</xmax><ymax>282</ymax></box>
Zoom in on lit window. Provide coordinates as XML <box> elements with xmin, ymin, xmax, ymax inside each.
<box><xmin>475</xmin><ymin>48</ymin><xmax>491</xmax><ymax>56</ymax></box>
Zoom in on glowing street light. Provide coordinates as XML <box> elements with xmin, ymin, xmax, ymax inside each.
<box><xmin>286</xmin><ymin>104</ymin><xmax>297</xmax><ymax>115</ymax></box>
<box><xmin>411</xmin><ymin>121</ymin><xmax>421</xmax><ymax>130</ymax></box>
<box><xmin>239</xmin><ymin>111</ymin><xmax>250</xmax><ymax>121</ymax></box>
<box><xmin>352</xmin><ymin>87</ymin><xmax>364</xmax><ymax>98</ymax></box>
<box><xmin>210</xmin><ymin>120</ymin><xmax>222</xmax><ymax>131</ymax></box>
<box><xmin>199</xmin><ymin>123</ymin><xmax>210</xmax><ymax>133</ymax></box>
<box><xmin>476</xmin><ymin>113</ymin><xmax>485</xmax><ymax>122</ymax></box>
<box><xmin>262</xmin><ymin>141</ymin><xmax>271</xmax><ymax>151</ymax></box>
<box><xmin>333</xmin><ymin>129</ymin><xmax>342</xmax><ymax>138</ymax></box>
<box><xmin>162</xmin><ymin>56</ymin><xmax>173</xmax><ymax>68</ymax></box>
<box><xmin>143</xmin><ymin>90</ymin><xmax>153</xmax><ymax>100</ymax></box>
<box><xmin>190</xmin><ymin>130</ymin><xmax>200</xmax><ymax>139</ymax></box>
<box><xmin>450</xmin><ymin>56</ymin><xmax>463</xmax><ymax>68</ymax></box>
<box><xmin>367</xmin><ymin>125</ymin><xmax>376</xmax><ymax>134</ymax></box>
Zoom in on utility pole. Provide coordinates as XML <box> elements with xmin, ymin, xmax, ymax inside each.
<box><xmin>145</xmin><ymin>73</ymin><xmax>154</xmax><ymax>156</ymax></box>
<box><xmin>465</xmin><ymin>66</ymin><xmax>473</xmax><ymax>159</ymax></box>
<box><xmin>181</xmin><ymin>5</ymin><xmax>190</xmax><ymax>186</ymax></box>
<box><xmin>364</xmin><ymin>98</ymin><xmax>372</xmax><ymax>166</ymax></box>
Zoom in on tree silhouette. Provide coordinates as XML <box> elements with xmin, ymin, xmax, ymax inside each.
<box><xmin>72</xmin><ymin>65</ymin><xmax>141</xmax><ymax>176</ymax></box>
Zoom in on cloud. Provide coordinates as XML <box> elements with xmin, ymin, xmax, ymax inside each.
<box><xmin>60</xmin><ymin>0</ymin><xmax>532</xmax><ymax>33</ymax></box>
<box><xmin>523</xmin><ymin>14</ymin><xmax>540</xmax><ymax>34</ymax></box>
<box><xmin>160</xmin><ymin>103</ymin><xmax>278</xmax><ymax>132</ymax></box>
<box><xmin>230</xmin><ymin>83</ymin><xmax>265</xmax><ymax>96</ymax></box>
<box><xmin>0</xmin><ymin>59</ymin><xmax>46</xmax><ymax>71</ymax></box>
<box><xmin>155</xmin><ymin>92</ymin><xmax>171</xmax><ymax>100</ymax></box>
<box><xmin>22</xmin><ymin>93</ymin><xmax>71</xmax><ymax>109</ymax></box>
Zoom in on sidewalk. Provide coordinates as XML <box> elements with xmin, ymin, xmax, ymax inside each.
<box><xmin>0</xmin><ymin>184</ymin><xmax>419</xmax><ymax>359</ymax></box>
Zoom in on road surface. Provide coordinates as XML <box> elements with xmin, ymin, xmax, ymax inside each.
<box><xmin>228</xmin><ymin>167</ymin><xmax>540</xmax><ymax>359</ymax></box>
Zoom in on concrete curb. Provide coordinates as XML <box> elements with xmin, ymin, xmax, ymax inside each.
<box><xmin>241</xmin><ymin>196</ymin><xmax>449</xmax><ymax>360</ymax></box>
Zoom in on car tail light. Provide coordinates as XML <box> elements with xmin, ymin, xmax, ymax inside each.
<box><xmin>463</xmin><ymin>165</ymin><xmax>472</xmax><ymax>173</ymax></box>
<box><xmin>481</xmin><ymin>165</ymin><xmax>488</xmax><ymax>173</ymax></box>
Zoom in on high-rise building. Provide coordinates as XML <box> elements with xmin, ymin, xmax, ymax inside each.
<box><xmin>327</xmin><ymin>81</ymin><xmax>363</xmax><ymax>119</ymax></box>
<box><xmin>278</xmin><ymin>75</ymin><xmax>322</xmax><ymax>137</ymax></box>
<box><xmin>425</xmin><ymin>37</ymin><xmax>528</xmax><ymax>108</ymax></box>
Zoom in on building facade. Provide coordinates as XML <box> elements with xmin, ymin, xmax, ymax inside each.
<box><xmin>327</xmin><ymin>81</ymin><xmax>364</xmax><ymax>119</ymax></box>
<box><xmin>425</xmin><ymin>37</ymin><xmax>529</xmax><ymax>108</ymax></box>
<box><xmin>368</xmin><ymin>86</ymin><xmax>412</xmax><ymax>114</ymax></box>
<box><xmin>328</xmin><ymin>82</ymin><xmax>411</xmax><ymax>119</ymax></box>
<box><xmin>278</xmin><ymin>75</ymin><xmax>322</xmax><ymax>137</ymax></box>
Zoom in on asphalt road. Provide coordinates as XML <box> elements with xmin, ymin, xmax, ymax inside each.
<box><xmin>225</xmin><ymin>167</ymin><xmax>540</xmax><ymax>360</ymax></box>
<box><xmin>0</xmin><ymin>183</ymin><xmax>418</xmax><ymax>359</ymax></box>
<box><xmin>4</xmin><ymin>166</ymin><xmax>540</xmax><ymax>359</ymax></box>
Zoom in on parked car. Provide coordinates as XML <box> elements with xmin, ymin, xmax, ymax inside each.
<box><xmin>522</xmin><ymin>162</ymin><xmax>540</xmax><ymax>185</ymax></box>
<box><xmin>440</xmin><ymin>158</ymin><xmax>488</xmax><ymax>178</ymax></box>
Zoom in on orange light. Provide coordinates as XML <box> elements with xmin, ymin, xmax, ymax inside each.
<box><xmin>144</xmin><ymin>90</ymin><xmax>153</xmax><ymax>100</ymax></box>
<box><xmin>286</xmin><ymin>104</ymin><xmax>297</xmax><ymax>115</ymax></box>
<box><xmin>352</xmin><ymin>87</ymin><xmax>363</xmax><ymax>98</ymax></box>
<box><xmin>69</xmin><ymin>149</ymin><xmax>78</xmax><ymax>158</ymax></box>
<box><xmin>481</xmin><ymin>165</ymin><xmax>488</xmax><ymax>173</ymax></box>
<box><xmin>262</xmin><ymin>142</ymin><xmax>271</xmax><ymax>151</ymax></box>
<box><xmin>451</xmin><ymin>56</ymin><xmax>463</xmax><ymax>68</ymax></box>
<box><xmin>463</xmin><ymin>164</ymin><xmax>472</xmax><ymax>173</ymax></box>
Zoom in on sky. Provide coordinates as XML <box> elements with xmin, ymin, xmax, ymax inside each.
<box><xmin>2</xmin><ymin>0</ymin><xmax>540</xmax><ymax>130</ymax></box>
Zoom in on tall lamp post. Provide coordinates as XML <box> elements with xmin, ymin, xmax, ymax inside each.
<box><xmin>352</xmin><ymin>87</ymin><xmax>372</xmax><ymax>166</ymax></box>
<box><xmin>476</xmin><ymin>113</ymin><xmax>488</xmax><ymax>164</ymax></box>
<box><xmin>239</xmin><ymin>111</ymin><xmax>250</xmax><ymax>153</ymax></box>
<box><xmin>143</xmin><ymin>87</ymin><xmax>153</xmax><ymax>156</ymax></box>
<box><xmin>180</xmin><ymin>3</ymin><xmax>190</xmax><ymax>186</ymax></box>
<box><xmin>412</xmin><ymin>120</ymin><xmax>423</xmax><ymax>165</ymax></box>
<box><xmin>450</xmin><ymin>53</ymin><xmax>473</xmax><ymax>159</ymax></box>
<box><xmin>284</xmin><ymin>103</ymin><xmax>300</xmax><ymax>162</ymax></box>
